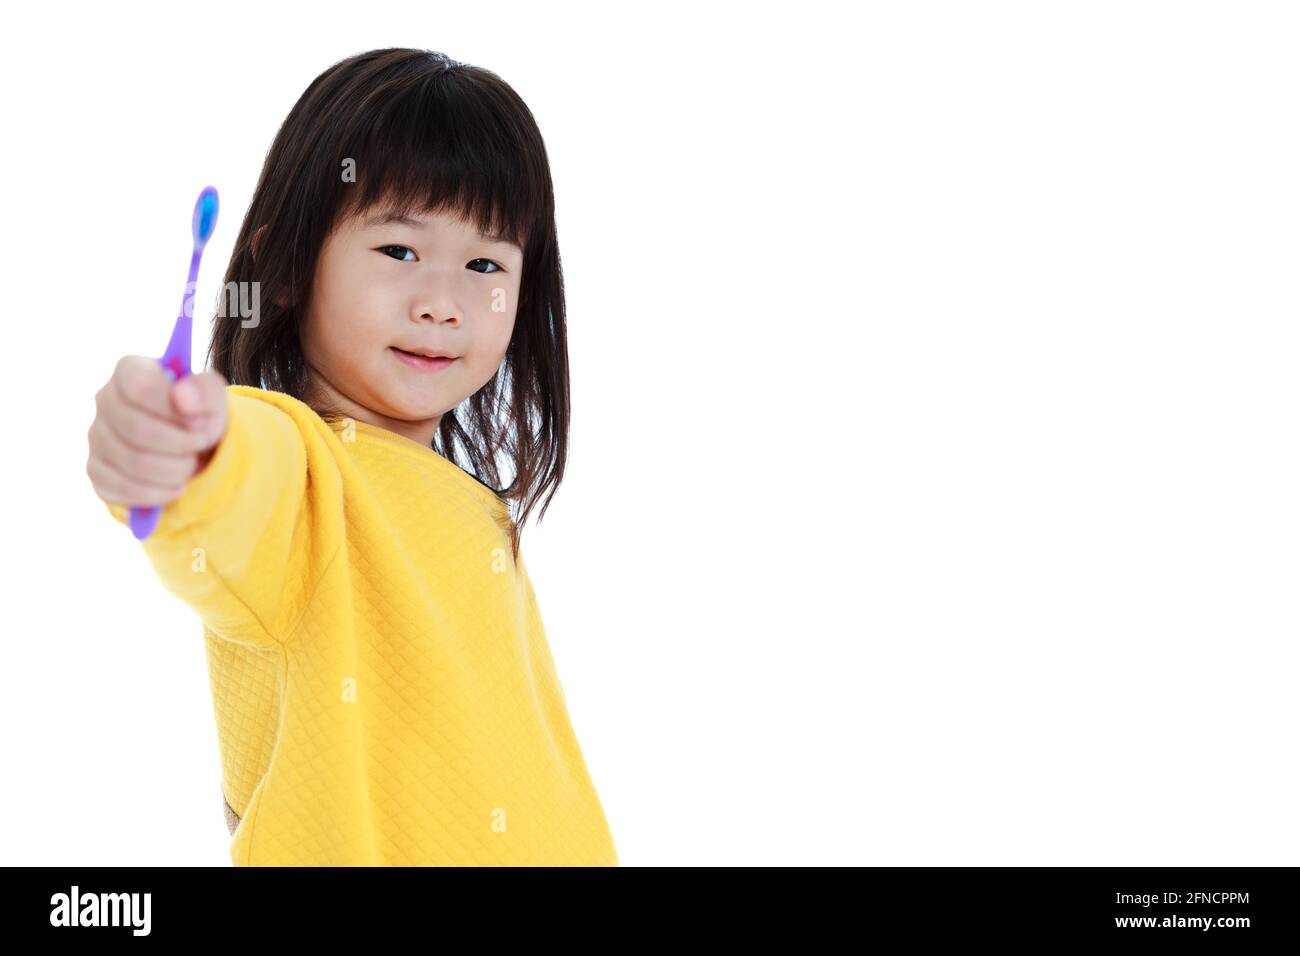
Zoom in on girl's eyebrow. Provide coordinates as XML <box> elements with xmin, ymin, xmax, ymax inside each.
<box><xmin>363</xmin><ymin>209</ymin><xmax>515</xmax><ymax>245</ymax></box>
<box><xmin>364</xmin><ymin>210</ymin><xmax>422</xmax><ymax>228</ymax></box>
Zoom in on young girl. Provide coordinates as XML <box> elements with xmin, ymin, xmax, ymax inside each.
<box><xmin>87</xmin><ymin>48</ymin><xmax>618</xmax><ymax>866</ymax></box>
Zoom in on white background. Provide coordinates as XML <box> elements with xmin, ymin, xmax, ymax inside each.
<box><xmin>1</xmin><ymin>0</ymin><xmax>1296</xmax><ymax>865</ymax></box>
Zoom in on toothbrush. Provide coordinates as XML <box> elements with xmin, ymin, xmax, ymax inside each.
<box><xmin>129</xmin><ymin>186</ymin><xmax>220</xmax><ymax>540</ymax></box>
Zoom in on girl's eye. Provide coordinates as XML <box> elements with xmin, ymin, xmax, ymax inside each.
<box><xmin>378</xmin><ymin>245</ymin><xmax>416</xmax><ymax>262</ymax></box>
<box><xmin>468</xmin><ymin>258</ymin><xmax>502</xmax><ymax>274</ymax></box>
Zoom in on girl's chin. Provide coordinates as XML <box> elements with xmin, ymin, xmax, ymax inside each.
<box><xmin>371</xmin><ymin>394</ymin><xmax>446</xmax><ymax>422</ymax></box>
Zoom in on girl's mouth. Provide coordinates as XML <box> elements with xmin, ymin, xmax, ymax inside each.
<box><xmin>391</xmin><ymin>347</ymin><xmax>456</xmax><ymax>371</ymax></box>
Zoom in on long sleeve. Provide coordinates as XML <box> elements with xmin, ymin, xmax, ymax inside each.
<box><xmin>101</xmin><ymin>386</ymin><xmax>333</xmax><ymax>648</ymax></box>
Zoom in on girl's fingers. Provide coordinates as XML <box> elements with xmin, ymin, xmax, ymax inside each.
<box><xmin>110</xmin><ymin>355</ymin><xmax>189</xmax><ymax>425</ymax></box>
<box><xmin>87</xmin><ymin>455</ymin><xmax>188</xmax><ymax>508</ymax></box>
<box><xmin>98</xmin><ymin>387</ymin><xmax>210</xmax><ymax>459</ymax></box>
<box><xmin>91</xmin><ymin>414</ymin><xmax>199</xmax><ymax>490</ymax></box>
<box><xmin>170</xmin><ymin>370</ymin><xmax>228</xmax><ymax>421</ymax></box>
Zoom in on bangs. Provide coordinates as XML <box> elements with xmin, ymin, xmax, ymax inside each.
<box><xmin>332</xmin><ymin>70</ymin><xmax>549</xmax><ymax>253</ymax></box>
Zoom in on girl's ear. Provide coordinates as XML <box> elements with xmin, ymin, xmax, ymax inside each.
<box><xmin>250</xmin><ymin>224</ymin><xmax>292</xmax><ymax>309</ymax></box>
<box><xmin>251</xmin><ymin>224</ymin><xmax>268</xmax><ymax>263</ymax></box>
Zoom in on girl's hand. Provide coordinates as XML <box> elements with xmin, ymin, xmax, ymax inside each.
<box><xmin>87</xmin><ymin>356</ymin><xmax>230</xmax><ymax>508</ymax></box>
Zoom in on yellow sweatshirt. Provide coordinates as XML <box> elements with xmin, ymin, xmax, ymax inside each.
<box><xmin>102</xmin><ymin>384</ymin><xmax>617</xmax><ymax>866</ymax></box>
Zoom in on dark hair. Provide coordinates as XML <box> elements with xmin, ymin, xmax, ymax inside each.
<box><xmin>205</xmin><ymin>47</ymin><xmax>569</xmax><ymax>561</ymax></box>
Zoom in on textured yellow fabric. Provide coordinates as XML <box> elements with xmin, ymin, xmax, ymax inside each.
<box><xmin>102</xmin><ymin>384</ymin><xmax>617</xmax><ymax>866</ymax></box>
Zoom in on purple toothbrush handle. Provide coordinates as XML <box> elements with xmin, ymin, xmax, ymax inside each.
<box><xmin>127</xmin><ymin>504</ymin><xmax>163</xmax><ymax>540</ymax></box>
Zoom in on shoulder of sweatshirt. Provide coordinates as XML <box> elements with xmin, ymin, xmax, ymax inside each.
<box><xmin>224</xmin><ymin>383</ymin><xmax>335</xmax><ymax>438</ymax></box>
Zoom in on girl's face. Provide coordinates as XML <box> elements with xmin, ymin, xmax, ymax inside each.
<box><xmin>299</xmin><ymin>203</ymin><xmax>523</xmax><ymax>446</ymax></box>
